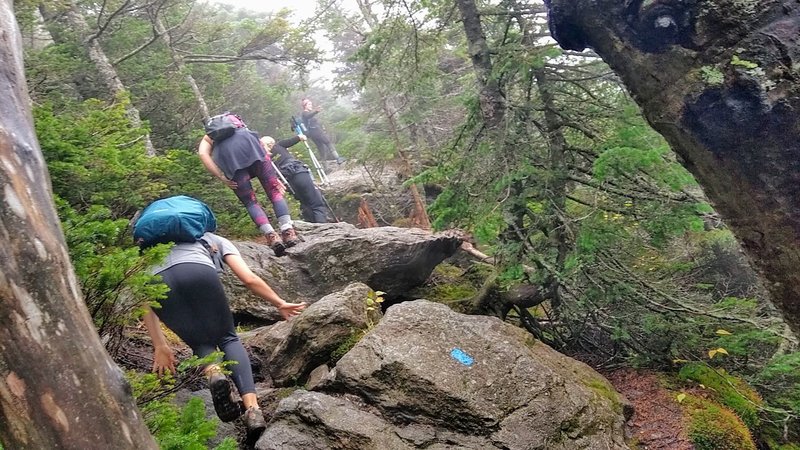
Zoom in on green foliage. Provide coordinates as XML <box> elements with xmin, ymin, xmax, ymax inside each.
<box><xmin>683</xmin><ymin>394</ymin><xmax>756</xmax><ymax>450</ymax></box>
<box><xmin>731</xmin><ymin>55</ymin><xmax>758</xmax><ymax>69</ymax></box>
<box><xmin>755</xmin><ymin>352</ymin><xmax>800</xmax><ymax>444</ymax></box>
<box><xmin>34</xmin><ymin>99</ymin><xmax>166</xmax><ymax>216</ymax></box>
<box><xmin>127</xmin><ymin>354</ymin><xmax>236</xmax><ymax>450</ymax></box>
<box><xmin>699</xmin><ymin>66</ymin><xmax>725</xmax><ymax>85</ymax></box>
<box><xmin>679</xmin><ymin>363</ymin><xmax>762</xmax><ymax>429</ymax></box>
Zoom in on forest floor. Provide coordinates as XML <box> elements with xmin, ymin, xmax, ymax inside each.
<box><xmin>605</xmin><ymin>369</ymin><xmax>693</xmax><ymax>450</ymax></box>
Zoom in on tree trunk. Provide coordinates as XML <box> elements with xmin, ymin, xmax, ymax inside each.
<box><xmin>381</xmin><ymin>97</ymin><xmax>432</xmax><ymax>230</ymax></box>
<box><xmin>150</xmin><ymin>12</ymin><xmax>210</xmax><ymax>120</ymax></box>
<box><xmin>534</xmin><ymin>67</ymin><xmax>568</xmax><ymax>312</ymax></box>
<box><xmin>0</xmin><ymin>2</ymin><xmax>157</xmax><ymax>447</ymax></box>
<box><xmin>455</xmin><ymin>0</ymin><xmax>505</xmax><ymax>128</ymax></box>
<box><xmin>545</xmin><ymin>1</ymin><xmax>800</xmax><ymax>335</ymax></box>
<box><xmin>44</xmin><ymin>1</ymin><xmax>157</xmax><ymax>156</ymax></box>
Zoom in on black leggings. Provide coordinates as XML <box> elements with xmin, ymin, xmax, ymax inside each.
<box><xmin>286</xmin><ymin>170</ymin><xmax>330</xmax><ymax>223</ymax></box>
<box><xmin>155</xmin><ymin>263</ymin><xmax>255</xmax><ymax>395</ymax></box>
<box><xmin>306</xmin><ymin>129</ymin><xmax>339</xmax><ymax>161</ymax></box>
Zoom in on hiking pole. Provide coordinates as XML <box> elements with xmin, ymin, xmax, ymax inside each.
<box><xmin>291</xmin><ymin>116</ymin><xmax>329</xmax><ymax>185</ymax></box>
<box><xmin>316</xmin><ymin>187</ymin><xmax>340</xmax><ymax>222</ymax></box>
<box><xmin>270</xmin><ymin>160</ymin><xmax>296</xmax><ymax>196</ymax></box>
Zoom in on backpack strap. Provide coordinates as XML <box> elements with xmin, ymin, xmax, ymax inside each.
<box><xmin>198</xmin><ymin>237</ymin><xmax>225</xmax><ymax>274</ymax></box>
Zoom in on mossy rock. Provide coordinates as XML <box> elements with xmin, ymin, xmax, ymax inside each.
<box><xmin>682</xmin><ymin>393</ymin><xmax>756</xmax><ymax>450</ymax></box>
<box><xmin>329</xmin><ymin>327</ymin><xmax>368</xmax><ymax>363</ymax></box>
<box><xmin>679</xmin><ymin>363</ymin><xmax>762</xmax><ymax>429</ymax></box>
<box><xmin>408</xmin><ymin>263</ymin><xmax>480</xmax><ymax>310</ymax></box>
<box><xmin>583</xmin><ymin>378</ymin><xmax>625</xmax><ymax>416</ymax></box>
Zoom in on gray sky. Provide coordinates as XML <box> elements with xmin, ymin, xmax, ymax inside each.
<box><xmin>210</xmin><ymin>0</ymin><xmax>316</xmax><ymax>19</ymax></box>
<box><xmin>209</xmin><ymin>0</ymin><xmax>354</xmax><ymax>86</ymax></box>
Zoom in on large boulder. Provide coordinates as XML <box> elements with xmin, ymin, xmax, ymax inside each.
<box><xmin>322</xmin><ymin>164</ymin><xmax>413</xmax><ymax>226</ymax></box>
<box><xmin>222</xmin><ymin>222</ymin><xmax>462</xmax><ymax>322</ymax></box>
<box><xmin>256</xmin><ymin>300</ymin><xmax>629</xmax><ymax>449</ymax></box>
<box><xmin>244</xmin><ymin>283</ymin><xmax>382</xmax><ymax>386</ymax></box>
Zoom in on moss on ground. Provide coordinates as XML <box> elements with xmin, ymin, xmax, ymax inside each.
<box><xmin>678</xmin><ymin>363</ymin><xmax>762</xmax><ymax>429</ymax></box>
<box><xmin>682</xmin><ymin>393</ymin><xmax>756</xmax><ymax>450</ymax></box>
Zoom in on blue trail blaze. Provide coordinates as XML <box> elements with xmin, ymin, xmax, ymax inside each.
<box><xmin>450</xmin><ymin>348</ymin><xmax>474</xmax><ymax>366</ymax></box>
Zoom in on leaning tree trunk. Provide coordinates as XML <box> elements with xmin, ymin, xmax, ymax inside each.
<box><xmin>150</xmin><ymin>12</ymin><xmax>210</xmax><ymax>120</ymax></box>
<box><xmin>0</xmin><ymin>2</ymin><xmax>157</xmax><ymax>447</ymax></box>
<box><xmin>42</xmin><ymin>1</ymin><xmax>157</xmax><ymax>156</ymax></box>
<box><xmin>455</xmin><ymin>0</ymin><xmax>505</xmax><ymax>128</ymax></box>
<box><xmin>545</xmin><ymin>1</ymin><xmax>800</xmax><ymax>335</ymax></box>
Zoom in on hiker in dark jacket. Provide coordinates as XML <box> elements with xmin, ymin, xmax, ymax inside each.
<box><xmin>141</xmin><ymin>231</ymin><xmax>306</xmax><ymax>440</ymax></box>
<box><xmin>301</xmin><ymin>98</ymin><xmax>345</xmax><ymax>164</ymax></box>
<box><xmin>261</xmin><ymin>134</ymin><xmax>331</xmax><ymax>223</ymax></box>
<box><xmin>198</xmin><ymin>123</ymin><xmax>298</xmax><ymax>256</ymax></box>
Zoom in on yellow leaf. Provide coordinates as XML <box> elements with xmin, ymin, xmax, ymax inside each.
<box><xmin>672</xmin><ymin>359</ymin><xmax>689</xmax><ymax>364</ymax></box>
<box><xmin>709</xmin><ymin>347</ymin><xmax>728</xmax><ymax>359</ymax></box>
<box><xmin>715</xmin><ymin>329</ymin><xmax>732</xmax><ymax>336</ymax></box>
<box><xmin>374</xmin><ymin>291</ymin><xmax>386</xmax><ymax>296</ymax></box>
<box><xmin>676</xmin><ymin>393</ymin><xmax>686</xmax><ymax>403</ymax></box>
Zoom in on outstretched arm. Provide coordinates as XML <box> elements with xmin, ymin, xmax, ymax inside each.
<box><xmin>277</xmin><ymin>136</ymin><xmax>303</xmax><ymax>148</ymax></box>
<box><xmin>143</xmin><ymin>306</ymin><xmax>177</xmax><ymax>376</ymax></box>
<box><xmin>224</xmin><ymin>253</ymin><xmax>307</xmax><ymax>320</ymax></box>
<box><xmin>198</xmin><ymin>136</ymin><xmax>237</xmax><ymax>189</ymax></box>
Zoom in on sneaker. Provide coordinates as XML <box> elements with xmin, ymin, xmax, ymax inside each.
<box><xmin>208</xmin><ymin>373</ymin><xmax>244</xmax><ymax>422</ymax></box>
<box><xmin>265</xmin><ymin>232</ymin><xmax>286</xmax><ymax>257</ymax></box>
<box><xmin>280</xmin><ymin>228</ymin><xmax>299</xmax><ymax>248</ymax></box>
<box><xmin>335</xmin><ymin>156</ymin><xmax>347</xmax><ymax>165</ymax></box>
<box><xmin>243</xmin><ymin>407</ymin><xmax>267</xmax><ymax>442</ymax></box>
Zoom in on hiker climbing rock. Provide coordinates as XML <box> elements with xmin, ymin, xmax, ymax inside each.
<box><xmin>300</xmin><ymin>98</ymin><xmax>345</xmax><ymax>164</ymax></box>
<box><xmin>261</xmin><ymin>134</ymin><xmax>333</xmax><ymax>223</ymax></box>
<box><xmin>134</xmin><ymin>196</ymin><xmax>307</xmax><ymax>442</ymax></box>
<box><xmin>198</xmin><ymin>112</ymin><xmax>299</xmax><ymax>256</ymax></box>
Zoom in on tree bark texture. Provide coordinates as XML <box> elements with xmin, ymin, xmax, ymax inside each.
<box><xmin>545</xmin><ymin>1</ymin><xmax>800</xmax><ymax>335</ymax></box>
<box><xmin>0</xmin><ymin>2</ymin><xmax>158</xmax><ymax>447</ymax></box>
<box><xmin>455</xmin><ymin>0</ymin><xmax>506</xmax><ymax>128</ymax></box>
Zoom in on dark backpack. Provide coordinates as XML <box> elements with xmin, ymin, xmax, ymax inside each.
<box><xmin>133</xmin><ymin>196</ymin><xmax>224</xmax><ymax>271</ymax></box>
<box><xmin>290</xmin><ymin>115</ymin><xmax>307</xmax><ymax>134</ymax></box>
<box><xmin>205</xmin><ymin>112</ymin><xmax>246</xmax><ymax>141</ymax></box>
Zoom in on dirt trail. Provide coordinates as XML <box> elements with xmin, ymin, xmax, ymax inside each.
<box><xmin>606</xmin><ymin>369</ymin><xmax>693</xmax><ymax>450</ymax></box>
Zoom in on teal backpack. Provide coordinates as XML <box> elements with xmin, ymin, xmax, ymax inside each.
<box><xmin>134</xmin><ymin>195</ymin><xmax>217</xmax><ymax>247</ymax></box>
<box><xmin>133</xmin><ymin>196</ymin><xmax>223</xmax><ymax>271</ymax></box>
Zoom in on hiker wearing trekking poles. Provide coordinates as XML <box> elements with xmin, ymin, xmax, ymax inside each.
<box><xmin>198</xmin><ymin>112</ymin><xmax>298</xmax><ymax>256</ymax></box>
<box><xmin>261</xmin><ymin>134</ymin><xmax>333</xmax><ymax>223</ymax></box>
<box><xmin>301</xmin><ymin>98</ymin><xmax>346</xmax><ymax>165</ymax></box>
<box><xmin>135</xmin><ymin>199</ymin><xmax>307</xmax><ymax>441</ymax></box>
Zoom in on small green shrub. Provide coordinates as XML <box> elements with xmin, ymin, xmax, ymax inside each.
<box><xmin>126</xmin><ymin>354</ymin><xmax>237</xmax><ymax>449</ymax></box>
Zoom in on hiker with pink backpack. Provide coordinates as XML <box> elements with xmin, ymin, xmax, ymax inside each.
<box><xmin>198</xmin><ymin>112</ymin><xmax>298</xmax><ymax>256</ymax></box>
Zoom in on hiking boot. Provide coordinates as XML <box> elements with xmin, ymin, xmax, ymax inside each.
<box><xmin>265</xmin><ymin>232</ymin><xmax>286</xmax><ymax>257</ymax></box>
<box><xmin>280</xmin><ymin>228</ymin><xmax>299</xmax><ymax>248</ymax></box>
<box><xmin>335</xmin><ymin>156</ymin><xmax>347</xmax><ymax>165</ymax></box>
<box><xmin>243</xmin><ymin>407</ymin><xmax>267</xmax><ymax>442</ymax></box>
<box><xmin>208</xmin><ymin>373</ymin><xmax>244</xmax><ymax>422</ymax></box>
